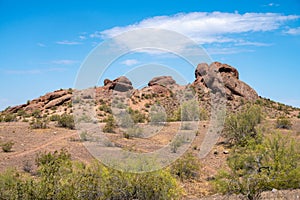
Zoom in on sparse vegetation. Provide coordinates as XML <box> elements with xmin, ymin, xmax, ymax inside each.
<box><xmin>103</xmin><ymin>115</ymin><xmax>116</xmax><ymax>133</ymax></box>
<box><xmin>30</xmin><ymin>118</ymin><xmax>48</xmax><ymax>129</ymax></box>
<box><xmin>57</xmin><ymin>114</ymin><xmax>75</xmax><ymax>129</ymax></box>
<box><xmin>276</xmin><ymin>116</ymin><xmax>292</xmax><ymax>129</ymax></box>
<box><xmin>222</xmin><ymin>105</ymin><xmax>262</xmax><ymax>146</ymax></box>
<box><xmin>170</xmin><ymin>152</ymin><xmax>200</xmax><ymax>180</ymax></box>
<box><xmin>181</xmin><ymin>100</ymin><xmax>200</xmax><ymax>121</ymax></box>
<box><xmin>1</xmin><ymin>141</ymin><xmax>14</xmax><ymax>152</ymax></box>
<box><xmin>0</xmin><ymin>149</ymin><xmax>182</xmax><ymax>199</ymax></box>
<box><xmin>124</xmin><ymin>127</ymin><xmax>143</xmax><ymax>139</ymax></box>
<box><xmin>214</xmin><ymin>133</ymin><xmax>300</xmax><ymax>200</ymax></box>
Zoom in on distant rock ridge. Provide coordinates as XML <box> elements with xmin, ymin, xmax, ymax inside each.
<box><xmin>2</xmin><ymin>62</ymin><xmax>259</xmax><ymax>116</ymax></box>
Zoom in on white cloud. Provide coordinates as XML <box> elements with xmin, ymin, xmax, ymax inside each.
<box><xmin>52</xmin><ymin>60</ymin><xmax>78</xmax><ymax>65</ymax></box>
<box><xmin>284</xmin><ymin>27</ymin><xmax>300</xmax><ymax>35</ymax></box>
<box><xmin>37</xmin><ymin>42</ymin><xmax>46</xmax><ymax>47</ymax></box>
<box><xmin>235</xmin><ymin>40</ymin><xmax>272</xmax><ymax>47</ymax></box>
<box><xmin>206</xmin><ymin>47</ymin><xmax>254</xmax><ymax>55</ymax></box>
<box><xmin>266</xmin><ymin>3</ymin><xmax>280</xmax><ymax>7</ymax></box>
<box><xmin>56</xmin><ymin>40</ymin><xmax>82</xmax><ymax>45</ymax></box>
<box><xmin>79</xmin><ymin>35</ymin><xmax>87</xmax><ymax>40</ymax></box>
<box><xmin>100</xmin><ymin>12</ymin><xmax>299</xmax><ymax>44</ymax></box>
<box><xmin>120</xmin><ymin>59</ymin><xmax>139</xmax><ymax>66</ymax></box>
<box><xmin>4</xmin><ymin>68</ymin><xmax>66</xmax><ymax>75</ymax></box>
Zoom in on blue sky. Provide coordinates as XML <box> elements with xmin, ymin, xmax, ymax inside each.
<box><xmin>0</xmin><ymin>0</ymin><xmax>300</xmax><ymax>110</ymax></box>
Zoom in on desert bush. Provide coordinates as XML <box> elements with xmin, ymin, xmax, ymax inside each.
<box><xmin>181</xmin><ymin>122</ymin><xmax>192</xmax><ymax>130</ymax></box>
<box><xmin>199</xmin><ymin>108</ymin><xmax>208</xmax><ymax>121</ymax></box>
<box><xmin>80</xmin><ymin>131</ymin><xmax>88</xmax><ymax>141</ymax></box>
<box><xmin>223</xmin><ymin>105</ymin><xmax>262</xmax><ymax>146</ymax></box>
<box><xmin>98</xmin><ymin>104</ymin><xmax>112</xmax><ymax>114</ymax></box>
<box><xmin>57</xmin><ymin>114</ymin><xmax>75</xmax><ymax>129</ymax></box>
<box><xmin>118</xmin><ymin>111</ymin><xmax>134</xmax><ymax>128</ymax></box>
<box><xmin>49</xmin><ymin>114</ymin><xmax>60</xmax><ymax>121</ymax></box>
<box><xmin>0</xmin><ymin>149</ymin><xmax>183</xmax><ymax>200</ymax></box>
<box><xmin>170</xmin><ymin>152</ymin><xmax>200</xmax><ymax>180</ymax></box>
<box><xmin>181</xmin><ymin>100</ymin><xmax>200</xmax><ymax>121</ymax></box>
<box><xmin>150</xmin><ymin>105</ymin><xmax>167</xmax><ymax>125</ymax></box>
<box><xmin>1</xmin><ymin>114</ymin><xmax>16</xmax><ymax>122</ymax></box>
<box><xmin>170</xmin><ymin>135</ymin><xmax>186</xmax><ymax>153</ymax></box>
<box><xmin>1</xmin><ymin>141</ymin><xmax>14</xmax><ymax>152</ymax></box>
<box><xmin>124</xmin><ymin>127</ymin><xmax>143</xmax><ymax>139</ymax></box>
<box><xmin>103</xmin><ymin>115</ymin><xmax>116</xmax><ymax>133</ymax></box>
<box><xmin>276</xmin><ymin>116</ymin><xmax>292</xmax><ymax>129</ymax></box>
<box><xmin>31</xmin><ymin>109</ymin><xmax>41</xmax><ymax>118</ymax></box>
<box><xmin>127</xmin><ymin>107</ymin><xmax>146</xmax><ymax>123</ymax></box>
<box><xmin>298</xmin><ymin>112</ymin><xmax>300</xmax><ymax>118</ymax></box>
<box><xmin>30</xmin><ymin>118</ymin><xmax>48</xmax><ymax>129</ymax></box>
<box><xmin>214</xmin><ymin>133</ymin><xmax>300</xmax><ymax>200</ymax></box>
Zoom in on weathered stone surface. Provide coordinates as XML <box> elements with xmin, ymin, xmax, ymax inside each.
<box><xmin>44</xmin><ymin>94</ymin><xmax>72</xmax><ymax>109</ymax></box>
<box><xmin>103</xmin><ymin>76</ymin><xmax>133</xmax><ymax>92</ymax></box>
<box><xmin>148</xmin><ymin>76</ymin><xmax>177</xmax><ymax>87</ymax></box>
<box><xmin>194</xmin><ymin>62</ymin><xmax>258</xmax><ymax>101</ymax></box>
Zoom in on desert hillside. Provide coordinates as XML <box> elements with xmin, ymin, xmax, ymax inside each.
<box><xmin>0</xmin><ymin>62</ymin><xmax>299</xmax><ymax>200</ymax></box>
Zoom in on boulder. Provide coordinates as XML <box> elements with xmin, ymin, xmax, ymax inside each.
<box><xmin>194</xmin><ymin>62</ymin><xmax>258</xmax><ymax>101</ymax></box>
<box><xmin>105</xmin><ymin>76</ymin><xmax>133</xmax><ymax>92</ymax></box>
<box><xmin>148</xmin><ymin>76</ymin><xmax>177</xmax><ymax>87</ymax></box>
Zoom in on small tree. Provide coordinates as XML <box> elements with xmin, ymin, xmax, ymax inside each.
<box><xmin>103</xmin><ymin>115</ymin><xmax>116</xmax><ymax>133</ymax></box>
<box><xmin>223</xmin><ymin>105</ymin><xmax>262</xmax><ymax>146</ymax></box>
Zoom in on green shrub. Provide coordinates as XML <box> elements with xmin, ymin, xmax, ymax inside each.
<box><xmin>298</xmin><ymin>112</ymin><xmax>300</xmax><ymax>119</ymax></box>
<box><xmin>57</xmin><ymin>114</ymin><xmax>75</xmax><ymax>129</ymax></box>
<box><xmin>150</xmin><ymin>105</ymin><xmax>167</xmax><ymax>125</ymax></box>
<box><xmin>31</xmin><ymin>109</ymin><xmax>41</xmax><ymax>118</ymax></box>
<box><xmin>181</xmin><ymin>100</ymin><xmax>200</xmax><ymax>121</ymax></box>
<box><xmin>118</xmin><ymin>112</ymin><xmax>134</xmax><ymax>128</ymax></box>
<box><xmin>214</xmin><ymin>133</ymin><xmax>300</xmax><ymax>199</ymax></box>
<box><xmin>223</xmin><ymin>105</ymin><xmax>262</xmax><ymax>146</ymax></box>
<box><xmin>0</xmin><ymin>150</ymin><xmax>183</xmax><ymax>200</ymax></box>
<box><xmin>103</xmin><ymin>115</ymin><xmax>116</xmax><ymax>133</ymax></box>
<box><xmin>170</xmin><ymin>152</ymin><xmax>200</xmax><ymax>180</ymax></box>
<box><xmin>127</xmin><ymin>107</ymin><xmax>146</xmax><ymax>123</ymax></box>
<box><xmin>1</xmin><ymin>141</ymin><xmax>14</xmax><ymax>152</ymax></box>
<box><xmin>98</xmin><ymin>104</ymin><xmax>112</xmax><ymax>114</ymax></box>
<box><xmin>49</xmin><ymin>114</ymin><xmax>60</xmax><ymax>121</ymax></box>
<box><xmin>30</xmin><ymin>118</ymin><xmax>48</xmax><ymax>129</ymax></box>
<box><xmin>2</xmin><ymin>114</ymin><xmax>16</xmax><ymax>122</ymax></box>
<box><xmin>124</xmin><ymin>127</ymin><xmax>143</xmax><ymax>139</ymax></box>
<box><xmin>276</xmin><ymin>116</ymin><xmax>292</xmax><ymax>129</ymax></box>
<box><xmin>170</xmin><ymin>135</ymin><xmax>186</xmax><ymax>153</ymax></box>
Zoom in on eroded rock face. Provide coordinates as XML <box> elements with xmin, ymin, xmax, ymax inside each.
<box><xmin>104</xmin><ymin>76</ymin><xmax>133</xmax><ymax>92</ymax></box>
<box><xmin>194</xmin><ymin>62</ymin><xmax>258</xmax><ymax>101</ymax></box>
<box><xmin>148</xmin><ymin>76</ymin><xmax>177</xmax><ymax>87</ymax></box>
<box><xmin>4</xmin><ymin>89</ymin><xmax>72</xmax><ymax>114</ymax></box>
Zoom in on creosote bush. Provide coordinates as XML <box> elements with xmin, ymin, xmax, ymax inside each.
<box><xmin>103</xmin><ymin>115</ymin><xmax>116</xmax><ymax>133</ymax></box>
<box><xmin>170</xmin><ymin>152</ymin><xmax>200</xmax><ymax>180</ymax></box>
<box><xmin>57</xmin><ymin>114</ymin><xmax>75</xmax><ymax>129</ymax></box>
<box><xmin>214</xmin><ymin>133</ymin><xmax>300</xmax><ymax>200</ymax></box>
<box><xmin>0</xmin><ymin>149</ymin><xmax>182</xmax><ymax>200</ymax></box>
<box><xmin>276</xmin><ymin>116</ymin><xmax>292</xmax><ymax>129</ymax></box>
<box><xmin>1</xmin><ymin>141</ymin><xmax>14</xmax><ymax>152</ymax></box>
<box><xmin>223</xmin><ymin>104</ymin><xmax>262</xmax><ymax>146</ymax></box>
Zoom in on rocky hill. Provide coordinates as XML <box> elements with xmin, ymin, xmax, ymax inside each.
<box><xmin>1</xmin><ymin>61</ymin><xmax>299</xmax><ymax>122</ymax></box>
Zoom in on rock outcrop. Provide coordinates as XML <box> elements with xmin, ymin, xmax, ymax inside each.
<box><xmin>148</xmin><ymin>76</ymin><xmax>177</xmax><ymax>87</ymax></box>
<box><xmin>194</xmin><ymin>62</ymin><xmax>258</xmax><ymax>101</ymax></box>
<box><xmin>104</xmin><ymin>76</ymin><xmax>133</xmax><ymax>92</ymax></box>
